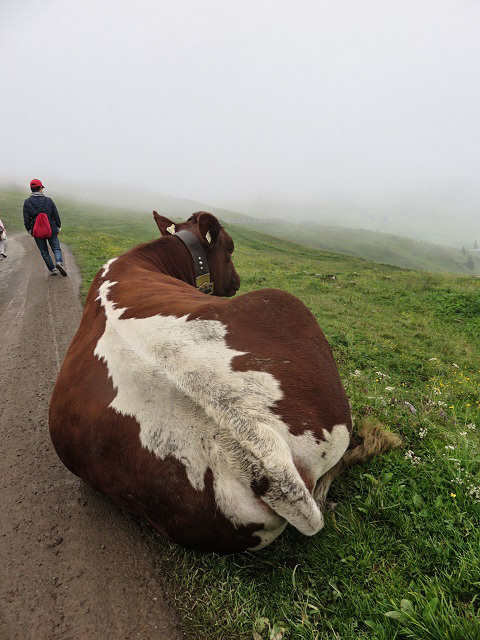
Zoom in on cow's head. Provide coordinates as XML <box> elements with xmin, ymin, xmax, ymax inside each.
<box><xmin>153</xmin><ymin>211</ymin><xmax>240</xmax><ymax>297</ymax></box>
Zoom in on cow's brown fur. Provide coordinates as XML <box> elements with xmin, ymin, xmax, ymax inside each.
<box><xmin>49</xmin><ymin>212</ymin><xmax>399</xmax><ymax>552</ymax></box>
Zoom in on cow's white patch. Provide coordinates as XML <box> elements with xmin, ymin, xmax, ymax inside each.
<box><xmin>101</xmin><ymin>258</ymin><xmax>117</xmax><ymax>278</ymax></box>
<box><xmin>94</xmin><ymin>280</ymin><xmax>349</xmax><ymax>546</ymax></box>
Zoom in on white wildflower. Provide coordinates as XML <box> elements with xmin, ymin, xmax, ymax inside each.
<box><xmin>433</xmin><ymin>388</ymin><xmax>442</xmax><ymax>395</ymax></box>
<box><xmin>376</xmin><ymin>371</ymin><xmax>390</xmax><ymax>379</ymax></box>
<box><xmin>452</xmin><ymin>363</ymin><xmax>459</xmax><ymax>368</ymax></box>
<box><xmin>467</xmin><ymin>485</ymin><xmax>480</xmax><ymax>502</ymax></box>
<box><xmin>351</xmin><ymin>370</ymin><xmax>362</xmax><ymax>377</ymax></box>
<box><xmin>445</xmin><ymin>445</ymin><xmax>455</xmax><ymax>450</ymax></box>
<box><xmin>418</xmin><ymin>428</ymin><xmax>427</xmax><ymax>438</ymax></box>
<box><xmin>429</xmin><ymin>357</ymin><xmax>438</xmax><ymax>361</ymax></box>
<box><xmin>467</xmin><ymin>423</ymin><xmax>476</xmax><ymax>430</ymax></box>
<box><xmin>405</xmin><ymin>450</ymin><xmax>421</xmax><ymax>465</ymax></box>
<box><xmin>459</xmin><ymin>431</ymin><xmax>467</xmax><ymax>436</ymax></box>
<box><xmin>385</xmin><ymin>386</ymin><xmax>395</xmax><ymax>391</ymax></box>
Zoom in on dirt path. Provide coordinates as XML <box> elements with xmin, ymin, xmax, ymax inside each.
<box><xmin>0</xmin><ymin>235</ymin><xmax>185</xmax><ymax>640</ymax></box>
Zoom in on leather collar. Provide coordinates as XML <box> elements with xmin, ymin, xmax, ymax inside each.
<box><xmin>175</xmin><ymin>230</ymin><xmax>214</xmax><ymax>294</ymax></box>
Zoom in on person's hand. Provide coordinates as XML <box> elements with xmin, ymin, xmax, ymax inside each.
<box><xmin>58</xmin><ymin>227</ymin><xmax>61</xmax><ymax>233</ymax></box>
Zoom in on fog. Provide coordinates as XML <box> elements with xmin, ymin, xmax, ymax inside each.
<box><xmin>1</xmin><ymin>0</ymin><xmax>479</xmax><ymax>246</ymax></box>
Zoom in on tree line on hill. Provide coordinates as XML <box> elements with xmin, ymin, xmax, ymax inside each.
<box><xmin>461</xmin><ymin>240</ymin><xmax>479</xmax><ymax>272</ymax></box>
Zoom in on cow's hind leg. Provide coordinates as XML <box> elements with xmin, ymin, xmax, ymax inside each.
<box><xmin>314</xmin><ymin>420</ymin><xmax>402</xmax><ymax>508</ymax></box>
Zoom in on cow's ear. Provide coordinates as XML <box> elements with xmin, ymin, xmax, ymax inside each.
<box><xmin>153</xmin><ymin>211</ymin><xmax>176</xmax><ymax>236</ymax></box>
<box><xmin>197</xmin><ymin>212</ymin><xmax>221</xmax><ymax>245</ymax></box>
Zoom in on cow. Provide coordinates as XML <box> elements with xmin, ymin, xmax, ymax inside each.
<box><xmin>49</xmin><ymin>211</ymin><xmax>400</xmax><ymax>553</ymax></box>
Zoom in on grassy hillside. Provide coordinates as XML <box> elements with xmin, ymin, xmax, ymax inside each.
<box><xmin>248</xmin><ymin>222</ymin><xmax>479</xmax><ymax>275</ymax></box>
<box><xmin>1</xmin><ymin>189</ymin><xmax>479</xmax><ymax>639</ymax></box>
<box><xmin>3</xmin><ymin>187</ymin><xmax>477</xmax><ymax>275</ymax></box>
<box><xmin>0</xmin><ymin>183</ymin><xmax>253</xmax><ymax>226</ymax></box>
<box><xmin>255</xmin><ymin>196</ymin><xmax>479</xmax><ymax>249</ymax></box>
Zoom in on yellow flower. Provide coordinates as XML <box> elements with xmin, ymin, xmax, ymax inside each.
<box><xmin>450</xmin><ymin>493</ymin><xmax>456</xmax><ymax>498</ymax></box>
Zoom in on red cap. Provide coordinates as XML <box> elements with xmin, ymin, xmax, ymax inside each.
<box><xmin>30</xmin><ymin>179</ymin><xmax>44</xmax><ymax>189</ymax></box>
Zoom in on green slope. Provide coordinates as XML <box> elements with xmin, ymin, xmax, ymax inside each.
<box><xmin>248</xmin><ymin>222</ymin><xmax>479</xmax><ymax>275</ymax></box>
<box><xmin>4</xmin><ymin>186</ymin><xmax>476</xmax><ymax>274</ymax></box>
<box><xmin>0</xmin><ymin>183</ymin><xmax>253</xmax><ymax>224</ymax></box>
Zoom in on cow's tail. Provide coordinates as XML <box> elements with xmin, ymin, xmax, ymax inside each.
<box><xmin>314</xmin><ymin>420</ymin><xmax>402</xmax><ymax>506</ymax></box>
<box><xmin>214</xmin><ymin>418</ymin><xmax>325</xmax><ymax>537</ymax></box>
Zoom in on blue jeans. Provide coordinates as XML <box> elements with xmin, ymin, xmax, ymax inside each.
<box><xmin>34</xmin><ymin>234</ymin><xmax>63</xmax><ymax>271</ymax></box>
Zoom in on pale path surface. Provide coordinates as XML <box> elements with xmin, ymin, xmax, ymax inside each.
<box><xmin>0</xmin><ymin>235</ymin><xmax>185</xmax><ymax>640</ymax></box>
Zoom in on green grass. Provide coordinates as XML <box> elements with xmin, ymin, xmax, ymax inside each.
<box><xmin>1</xmin><ymin>189</ymin><xmax>479</xmax><ymax>639</ymax></box>
<box><xmin>248</xmin><ymin>222</ymin><xmax>479</xmax><ymax>276</ymax></box>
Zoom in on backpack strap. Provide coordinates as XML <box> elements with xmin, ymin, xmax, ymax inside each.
<box><xmin>27</xmin><ymin>195</ymin><xmax>47</xmax><ymax>229</ymax></box>
<box><xmin>29</xmin><ymin>195</ymin><xmax>48</xmax><ymax>215</ymax></box>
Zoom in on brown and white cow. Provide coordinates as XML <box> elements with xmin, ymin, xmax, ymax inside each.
<box><xmin>49</xmin><ymin>211</ymin><xmax>399</xmax><ymax>553</ymax></box>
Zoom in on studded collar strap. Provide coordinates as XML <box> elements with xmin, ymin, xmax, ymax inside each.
<box><xmin>175</xmin><ymin>230</ymin><xmax>214</xmax><ymax>294</ymax></box>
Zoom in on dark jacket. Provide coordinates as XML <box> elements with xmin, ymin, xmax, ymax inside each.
<box><xmin>23</xmin><ymin>194</ymin><xmax>61</xmax><ymax>234</ymax></box>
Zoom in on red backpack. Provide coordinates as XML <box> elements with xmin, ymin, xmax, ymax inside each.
<box><xmin>32</xmin><ymin>197</ymin><xmax>52</xmax><ymax>239</ymax></box>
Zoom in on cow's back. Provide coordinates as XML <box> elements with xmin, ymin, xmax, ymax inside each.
<box><xmin>194</xmin><ymin>287</ymin><xmax>351</xmax><ymax>439</ymax></box>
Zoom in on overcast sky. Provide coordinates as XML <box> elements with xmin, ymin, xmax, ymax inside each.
<box><xmin>1</xmin><ymin>0</ymin><xmax>479</xmax><ymax>229</ymax></box>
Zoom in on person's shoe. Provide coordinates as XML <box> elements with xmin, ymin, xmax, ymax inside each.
<box><xmin>56</xmin><ymin>262</ymin><xmax>67</xmax><ymax>277</ymax></box>
<box><xmin>50</xmin><ymin>268</ymin><xmax>59</xmax><ymax>276</ymax></box>
<box><xmin>0</xmin><ymin>252</ymin><xmax>6</xmax><ymax>258</ymax></box>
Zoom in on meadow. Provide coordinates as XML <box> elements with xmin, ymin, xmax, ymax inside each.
<box><xmin>247</xmin><ymin>222</ymin><xmax>477</xmax><ymax>276</ymax></box>
<box><xmin>1</xmin><ymin>189</ymin><xmax>479</xmax><ymax>639</ymax></box>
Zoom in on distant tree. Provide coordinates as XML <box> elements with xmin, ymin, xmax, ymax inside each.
<box><xmin>461</xmin><ymin>246</ymin><xmax>466</xmax><ymax>254</ymax></box>
<box><xmin>474</xmin><ymin>240</ymin><xmax>479</xmax><ymax>250</ymax></box>
<box><xmin>466</xmin><ymin>256</ymin><xmax>475</xmax><ymax>271</ymax></box>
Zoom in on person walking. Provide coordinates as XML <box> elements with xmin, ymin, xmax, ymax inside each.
<box><xmin>23</xmin><ymin>179</ymin><xmax>67</xmax><ymax>276</ymax></box>
<box><xmin>0</xmin><ymin>217</ymin><xmax>7</xmax><ymax>259</ymax></box>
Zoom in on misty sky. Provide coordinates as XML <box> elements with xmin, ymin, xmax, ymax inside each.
<box><xmin>1</xmin><ymin>0</ymin><xmax>480</xmax><ymax>224</ymax></box>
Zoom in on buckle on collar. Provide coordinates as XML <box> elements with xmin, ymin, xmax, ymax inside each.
<box><xmin>196</xmin><ymin>274</ymin><xmax>214</xmax><ymax>295</ymax></box>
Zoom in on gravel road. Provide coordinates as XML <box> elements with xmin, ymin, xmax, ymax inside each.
<box><xmin>0</xmin><ymin>235</ymin><xmax>185</xmax><ymax>640</ymax></box>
